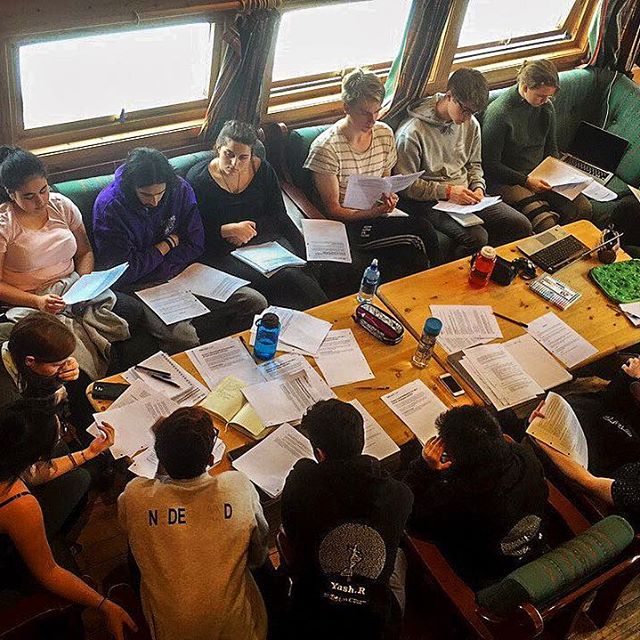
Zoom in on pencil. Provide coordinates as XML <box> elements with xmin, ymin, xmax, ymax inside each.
<box><xmin>354</xmin><ymin>385</ymin><xmax>391</xmax><ymax>390</ymax></box>
<box><xmin>492</xmin><ymin>311</ymin><xmax>529</xmax><ymax>329</ymax></box>
<box><xmin>239</xmin><ymin>335</ymin><xmax>256</xmax><ymax>360</ymax></box>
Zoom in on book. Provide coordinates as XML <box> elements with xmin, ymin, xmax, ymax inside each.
<box><xmin>231</xmin><ymin>242</ymin><xmax>307</xmax><ymax>278</ymax></box>
<box><xmin>199</xmin><ymin>375</ymin><xmax>270</xmax><ymax>440</ymax></box>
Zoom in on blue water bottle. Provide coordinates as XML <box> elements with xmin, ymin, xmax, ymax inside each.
<box><xmin>254</xmin><ymin>312</ymin><xmax>280</xmax><ymax>360</ymax></box>
<box><xmin>357</xmin><ymin>259</ymin><xmax>380</xmax><ymax>303</ymax></box>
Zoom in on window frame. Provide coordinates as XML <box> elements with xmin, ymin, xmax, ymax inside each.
<box><xmin>5</xmin><ymin>15</ymin><xmax>223</xmax><ymax>151</ymax></box>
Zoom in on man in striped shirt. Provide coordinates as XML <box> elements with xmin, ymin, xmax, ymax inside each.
<box><xmin>304</xmin><ymin>68</ymin><xmax>440</xmax><ymax>280</ymax></box>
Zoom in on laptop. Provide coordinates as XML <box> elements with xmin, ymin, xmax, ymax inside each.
<box><xmin>517</xmin><ymin>226</ymin><xmax>589</xmax><ymax>273</ymax></box>
<box><xmin>561</xmin><ymin>121</ymin><xmax>629</xmax><ymax>185</ymax></box>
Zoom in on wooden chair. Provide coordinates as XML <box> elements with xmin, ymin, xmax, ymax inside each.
<box><xmin>0</xmin><ymin>591</ymin><xmax>83</xmax><ymax>640</ymax></box>
<box><xmin>106</xmin><ymin>583</ymin><xmax>152</xmax><ymax>640</ymax></box>
<box><xmin>405</xmin><ymin>481</ymin><xmax>640</xmax><ymax>640</ymax></box>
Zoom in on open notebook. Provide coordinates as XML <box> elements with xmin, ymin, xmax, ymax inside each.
<box><xmin>199</xmin><ymin>375</ymin><xmax>270</xmax><ymax>440</ymax></box>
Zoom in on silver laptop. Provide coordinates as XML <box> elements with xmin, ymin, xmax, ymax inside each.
<box><xmin>561</xmin><ymin>121</ymin><xmax>629</xmax><ymax>185</ymax></box>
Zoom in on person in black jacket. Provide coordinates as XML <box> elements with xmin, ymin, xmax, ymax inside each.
<box><xmin>186</xmin><ymin>120</ymin><xmax>327</xmax><ymax>310</ymax></box>
<box><xmin>281</xmin><ymin>399</ymin><xmax>413</xmax><ymax>640</ymax></box>
<box><xmin>405</xmin><ymin>406</ymin><xmax>548</xmax><ymax>587</ymax></box>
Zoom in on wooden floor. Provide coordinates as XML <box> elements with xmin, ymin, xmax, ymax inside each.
<box><xmin>75</xmin><ymin>489</ymin><xmax>640</xmax><ymax>640</ymax></box>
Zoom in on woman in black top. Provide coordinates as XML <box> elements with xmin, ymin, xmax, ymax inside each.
<box><xmin>187</xmin><ymin>120</ymin><xmax>327</xmax><ymax>310</ymax></box>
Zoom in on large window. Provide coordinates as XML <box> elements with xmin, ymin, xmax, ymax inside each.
<box><xmin>15</xmin><ymin>22</ymin><xmax>215</xmax><ymax>133</ymax></box>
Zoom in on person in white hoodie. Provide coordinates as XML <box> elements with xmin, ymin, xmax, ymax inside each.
<box><xmin>395</xmin><ymin>68</ymin><xmax>532</xmax><ymax>259</ymax></box>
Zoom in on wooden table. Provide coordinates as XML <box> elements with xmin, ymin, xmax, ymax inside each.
<box><xmin>88</xmin><ymin>293</ymin><xmax>474</xmax><ymax>470</ymax></box>
<box><xmin>378</xmin><ymin>220</ymin><xmax>639</xmax><ymax>373</ymax></box>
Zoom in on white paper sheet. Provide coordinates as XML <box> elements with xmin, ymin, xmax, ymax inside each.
<box><xmin>529</xmin><ymin>157</ymin><xmax>592</xmax><ymax>201</ymax></box>
<box><xmin>257</xmin><ymin>354</ymin><xmax>334</xmax><ymax>395</ymax></box>
<box><xmin>187</xmin><ymin>337</ymin><xmax>263</xmax><ymax>390</ymax></box>
<box><xmin>136</xmin><ymin>287</ymin><xmax>210</xmax><ymax>325</ymax></box>
<box><xmin>349</xmin><ymin>399</ymin><xmax>400</xmax><ymax>461</ymax></box>
<box><xmin>314</xmin><ymin>329</ymin><xmax>374</xmax><ymax>387</ymax></box>
<box><xmin>170</xmin><ymin>263</ymin><xmax>250</xmax><ymax>302</ymax></box>
<box><xmin>432</xmin><ymin>195</ymin><xmax>502</xmax><ymax>215</ymax></box>
<box><xmin>301</xmin><ymin>219</ymin><xmax>352</xmax><ymax>263</ymax></box>
<box><xmin>527</xmin><ymin>312</ymin><xmax>598</xmax><ymax>368</ymax></box>
<box><xmin>619</xmin><ymin>302</ymin><xmax>640</xmax><ymax>327</ymax></box>
<box><xmin>583</xmin><ymin>181</ymin><xmax>618</xmax><ymax>202</ymax></box>
<box><xmin>503</xmin><ymin>334</ymin><xmax>572</xmax><ymax>390</ymax></box>
<box><xmin>232</xmin><ymin>423</ymin><xmax>314</xmax><ymax>498</ymax></box>
<box><xmin>231</xmin><ymin>242</ymin><xmax>306</xmax><ymax>277</ymax></box>
<box><xmin>381</xmin><ymin>380</ymin><xmax>448</xmax><ymax>445</ymax></box>
<box><xmin>629</xmin><ymin>184</ymin><xmax>640</xmax><ymax>204</ymax></box>
<box><xmin>430</xmin><ymin>305</ymin><xmax>502</xmax><ymax>353</ymax></box>
<box><xmin>123</xmin><ymin>351</ymin><xmax>208</xmax><ymax>407</ymax></box>
<box><xmin>343</xmin><ymin>171</ymin><xmax>424</xmax><ymax>209</ymax></box>
<box><xmin>63</xmin><ymin>263</ymin><xmax>128</xmax><ymax>304</ymax></box>
<box><xmin>527</xmin><ymin>391</ymin><xmax>588</xmax><ymax>467</ymax></box>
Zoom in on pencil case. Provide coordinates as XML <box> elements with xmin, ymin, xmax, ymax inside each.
<box><xmin>353</xmin><ymin>303</ymin><xmax>404</xmax><ymax>345</ymax></box>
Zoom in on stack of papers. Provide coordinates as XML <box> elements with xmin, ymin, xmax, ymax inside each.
<box><xmin>123</xmin><ymin>351</ymin><xmax>208</xmax><ymax>407</ymax></box>
<box><xmin>430</xmin><ymin>305</ymin><xmax>502</xmax><ymax>353</ymax></box>
<box><xmin>136</xmin><ymin>263</ymin><xmax>250</xmax><ymax>325</ymax></box>
<box><xmin>619</xmin><ymin>302</ymin><xmax>640</xmax><ymax>327</ymax></box>
<box><xmin>232</xmin><ymin>424</ymin><xmax>314</xmax><ymax>498</ymax></box>
<box><xmin>529</xmin><ymin>157</ymin><xmax>591</xmax><ymax>201</ymax></box>
<box><xmin>301</xmin><ymin>219</ymin><xmax>352</xmax><ymax>263</ymax></box>
<box><xmin>457</xmin><ymin>344</ymin><xmax>544</xmax><ymax>410</ymax></box>
<box><xmin>527</xmin><ymin>312</ymin><xmax>598</xmax><ymax>369</ymax></box>
<box><xmin>314</xmin><ymin>329</ymin><xmax>374</xmax><ymax>387</ymax></box>
<box><xmin>343</xmin><ymin>171</ymin><xmax>424</xmax><ymax>209</ymax></box>
<box><xmin>231</xmin><ymin>242</ymin><xmax>306</xmax><ymax>277</ymax></box>
<box><xmin>349</xmin><ymin>399</ymin><xmax>400</xmax><ymax>461</ymax></box>
<box><xmin>382</xmin><ymin>380</ymin><xmax>448</xmax><ymax>444</ymax></box>
<box><xmin>433</xmin><ymin>195</ymin><xmax>502</xmax><ymax>215</ymax></box>
<box><xmin>63</xmin><ymin>263</ymin><xmax>128</xmax><ymax>305</ymax></box>
<box><xmin>250</xmin><ymin>306</ymin><xmax>332</xmax><ymax>355</ymax></box>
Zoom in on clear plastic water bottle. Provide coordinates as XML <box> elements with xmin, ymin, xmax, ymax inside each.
<box><xmin>254</xmin><ymin>312</ymin><xmax>280</xmax><ymax>361</ymax></box>
<box><xmin>357</xmin><ymin>259</ymin><xmax>380</xmax><ymax>303</ymax></box>
<box><xmin>412</xmin><ymin>317</ymin><xmax>443</xmax><ymax>369</ymax></box>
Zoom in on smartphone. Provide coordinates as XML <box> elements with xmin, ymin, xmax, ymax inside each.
<box><xmin>92</xmin><ymin>381</ymin><xmax>129</xmax><ymax>401</ymax></box>
<box><xmin>439</xmin><ymin>373</ymin><xmax>465</xmax><ymax>397</ymax></box>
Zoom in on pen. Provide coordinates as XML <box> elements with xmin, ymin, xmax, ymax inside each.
<box><xmin>135</xmin><ymin>364</ymin><xmax>173</xmax><ymax>379</ymax></box>
<box><xmin>145</xmin><ymin>371</ymin><xmax>181</xmax><ymax>388</ymax></box>
<box><xmin>492</xmin><ymin>312</ymin><xmax>529</xmax><ymax>329</ymax></box>
<box><xmin>354</xmin><ymin>385</ymin><xmax>391</xmax><ymax>390</ymax></box>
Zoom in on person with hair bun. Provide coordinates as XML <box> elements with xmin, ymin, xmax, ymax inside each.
<box><xmin>0</xmin><ymin>146</ymin><xmax>129</xmax><ymax>380</ymax></box>
<box><xmin>93</xmin><ymin>147</ymin><xmax>267</xmax><ymax>353</ymax></box>
<box><xmin>482</xmin><ymin>59</ymin><xmax>592</xmax><ymax>231</ymax></box>
<box><xmin>0</xmin><ymin>402</ymin><xmax>136</xmax><ymax>640</ymax></box>
<box><xmin>304</xmin><ymin>68</ymin><xmax>440</xmax><ymax>281</ymax></box>
<box><xmin>187</xmin><ymin>120</ymin><xmax>327</xmax><ymax>310</ymax></box>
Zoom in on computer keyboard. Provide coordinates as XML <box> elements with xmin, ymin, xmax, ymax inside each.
<box><xmin>564</xmin><ymin>156</ymin><xmax>609</xmax><ymax>181</ymax></box>
<box><xmin>529</xmin><ymin>235</ymin><xmax>589</xmax><ymax>273</ymax></box>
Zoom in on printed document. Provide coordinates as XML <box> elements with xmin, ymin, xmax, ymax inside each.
<box><xmin>583</xmin><ymin>181</ymin><xmax>618</xmax><ymax>202</ymax></box>
<box><xmin>527</xmin><ymin>391</ymin><xmax>588</xmax><ymax>467</ymax></box>
<box><xmin>136</xmin><ymin>287</ymin><xmax>210</xmax><ymax>325</ymax></box>
<box><xmin>343</xmin><ymin>171</ymin><xmax>424</xmax><ymax>209</ymax></box>
<box><xmin>433</xmin><ymin>195</ymin><xmax>502</xmax><ymax>215</ymax></box>
<box><xmin>302</xmin><ymin>219</ymin><xmax>352</xmax><ymax>263</ymax></box>
<box><xmin>430</xmin><ymin>305</ymin><xmax>502</xmax><ymax>353</ymax></box>
<box><xmin>315</xmin><ymin>329</ymin><xmax>374</xmax><ymax>387</ymax></box>
<box><xmin>257</xmin><ymin>354</ymin><xmax>334</xmax><ymax>395</ymax></box>
<box><xmin>63</xmin><ymin>263</ymin><xmax>128</xmax><ymax>305</ymax></box>
<box><xmin>231</xmin><ymin>242</ymin><xmax>306</xmax><ymax>277</ymax></box>
<box><xmin>232</xmin><ymin>424</ymin><xmax>314</xmax><ymax>498</ymax></box>
<box><xmin>170</xmin><ymin>263</ymin><xmax>250</xmax><ymax>302</ymax></box>
<box><xmin>382</xmin><ymin>380</ymin><xmax>448</xmax><ymax>445</ymax></box>
<box><xmin>527</xmin><ymin>312</ymin><xmax>598</xmax><ymax>368</ymax></box>
<box><xmin>349</xmin><ymin>399</ymin><xmax>400</xmax><ymax>461</ymax></box>
<box><xmin>187</xmin><ymin>337</ymin><xmax>263</xmax><ymax>390</ymax></box>
<box><xmin>529</xmin><ymin>157</ymin><xmax>591</xmax><ymax>200</ymax></box>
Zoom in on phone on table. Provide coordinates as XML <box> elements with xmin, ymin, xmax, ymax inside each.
<box><xmin>92</xmin><ymin>381</ymin><xmax>129</xmax><ymax>401</ymax></box>
<box><xmin>439</xmin><ymin>373</ymin><xmax>465</xmax><ymax>397</ymax></box>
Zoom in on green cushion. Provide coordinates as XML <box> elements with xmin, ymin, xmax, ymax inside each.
<box><xmin>170</xmin><ymin>150</ymin><xmax>214</xmax><ymax>177</ymax></box>
<box><xmin>477</xmin><ymin>515</ymin><xmax>634</xmax><ymax>616</ymax></box>
<box><xmin>286</xmin><ymin>125</ymin><xmax>330</xmax><ymax>193</ymax></box>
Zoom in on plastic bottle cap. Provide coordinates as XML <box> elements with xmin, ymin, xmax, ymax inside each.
<box><xmin>480</xmin><ymin>246</ymin><xmax>496</xmax><ymax>259</ymax></box>
<box><xmin>423</xmin><ymin>317</ymin><xmax>443</xmax><ymax>336</ymax></box>
<box><xmin>260</xmin><ymin>312</ymin><xmax>280</xmax><ymax>329</ymax></box>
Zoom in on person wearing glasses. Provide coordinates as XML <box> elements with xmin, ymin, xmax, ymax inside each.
<box><xmin>395</xmin><ymin>68</ymin><xmax>532</xmax><ymax>258</ymax></box>
<box><xmin>482</xmin><ymin>59</ymin><xmax>592</xmax><ymax>232</ymax></box>
<box><xmin>118</xmin><ymin>406</ymin><xmax>269</xmax><ymax>640</ymax></box>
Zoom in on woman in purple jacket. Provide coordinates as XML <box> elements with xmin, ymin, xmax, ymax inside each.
<box><xmin>93</xmin><ymin>148</ymin><xmax>266</xmax><ymax>353</ymax></box>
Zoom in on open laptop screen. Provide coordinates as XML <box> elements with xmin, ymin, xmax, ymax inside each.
<box><xmin>568</xmin><ymin>121</ymin><xmax>629</xmax><ymax>173</ymax></box>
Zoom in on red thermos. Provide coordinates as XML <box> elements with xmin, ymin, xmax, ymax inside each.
<box><xmin>469</xmin><ymin>246</ymin><xmax>496</xmax><ymax>289</ymax></box>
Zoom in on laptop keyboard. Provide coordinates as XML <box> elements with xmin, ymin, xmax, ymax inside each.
<box><xmin>564</xmin><ymin>156</ymin><xmax>609</xmax><ymax>181</ymax></box>
<box><xmin>530</xmin><ymin>235</ymin><xmax>588</xmax><ymax>273</ymax></box>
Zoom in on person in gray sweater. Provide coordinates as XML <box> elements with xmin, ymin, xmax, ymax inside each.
<box><xmin>395</xmin><ymin>68</ymin><xmax>532</xmax><ymax>258</ymax></box>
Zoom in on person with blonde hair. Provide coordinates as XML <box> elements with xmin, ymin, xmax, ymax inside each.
<box><xmin>304</xmin><ymin>68</ymin><xmax>440</xmax><ymax>280</ymax></box>
<box><xmin>482</xmin><ymin>59</ymin><xmax>592</xmax><ymax>232</ymax></box>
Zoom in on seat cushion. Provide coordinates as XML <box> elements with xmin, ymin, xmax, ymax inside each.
<box><xmin>476</xmin><ymin>515</ymin><xmax>634</xmax><ymax>616</ymax></box>
<box><xmin>286</xmin><ymin>125</ymin><xmax>330</xmax><ymax>193</ymax></box>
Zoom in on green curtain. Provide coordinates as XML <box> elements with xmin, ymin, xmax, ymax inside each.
<box><xmin>589</xmin><ymin>0</ymin><xmax>640</xmax><ymax>72</ymax></box>
<box><xmin>200</xmin><ymin>8</ymin><xmax>281</xmax><ymax>145</ymax></box>
<box><xmin>382</xmin><ymin>0</ymin><xmax>455</xmax><ymax>130</ymax></box>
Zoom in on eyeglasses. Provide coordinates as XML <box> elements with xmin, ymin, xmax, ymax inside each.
<box><xmin>452</xmin><ymin>97</ymin><xmax>479</xmax><ymax>118</ymax></box>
